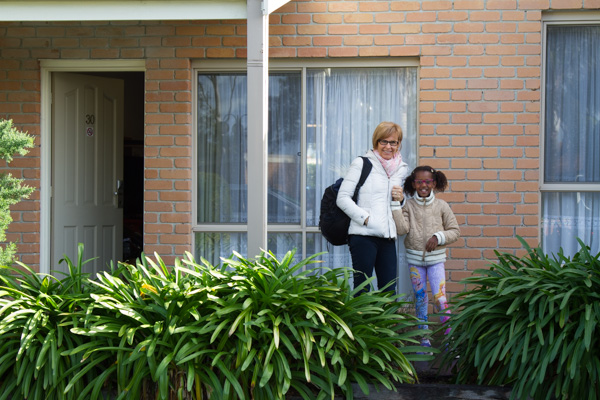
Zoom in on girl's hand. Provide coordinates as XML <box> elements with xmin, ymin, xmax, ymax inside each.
<box><xmin>425</xmin><ymin>236</ymin><xmax>438</xmax><ymax>252</ymax></box>
<box><xmin>391</xmin><ymin>185</ymin><xmax>404</xmax><ymax>202</ymax></box>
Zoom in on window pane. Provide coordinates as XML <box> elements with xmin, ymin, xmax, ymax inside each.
<box><xmin>268</xmin><ymin>73</ymin><xmax>302</xmax><ymax>224</ymax></box>
<box><xmin>197</xmin><ymin>73</ymin><xmax>301</xmax><ymax>224</ymax></box>
<box><xmin>305</xmin><ymin>68</ymin><xmax>418</xmax><ymax>226</ymax></box>
<box><xmin>545</xmin><ymin>26</ymin><xmax>600</xmax><ymax>183</ymax></box>
<box><xmin>267</xmin><ymin>232</ymin><xmax>302</xmax><ymax>262</ymax></box>
<box><xmin>542</xmin><ymin>192</ymin><xmax>600</xmax><ymax>257</ymax></box>
<box><xmin>306</xmin><ymin>233</ymin><xmax>353</xmax><ymax>270</ymax></box>
<box><xmin>194</xmin><ymin>232</ymin><xmax>247</xmax><ymax>267</ymax></box>
<box><xmin>197</xmin><ymin>73</ymin><xmax>248</xmax><ymax>223</ymax></box>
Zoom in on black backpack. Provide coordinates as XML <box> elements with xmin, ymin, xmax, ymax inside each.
<box><xmin>319</xmin><ymin>156</ymin><xmax>373</xmax><ymax>246</ymax></box>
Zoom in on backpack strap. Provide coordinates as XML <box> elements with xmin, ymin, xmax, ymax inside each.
<box><xmin>352</xmin><ymin>156</ymin><xmax>373</xmax><ymax>201</ymax></box>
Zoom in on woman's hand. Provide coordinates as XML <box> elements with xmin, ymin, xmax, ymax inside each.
<box><xmin>391</xmin><ymin>185</ymin><xmax>404</xmax><ymax>202</ymax></box>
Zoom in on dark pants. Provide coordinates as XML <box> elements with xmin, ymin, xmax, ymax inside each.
<box><xmin>348</xmin><ymin>235</ymin><xmax>397</xmax><ymax>294</ymax></box>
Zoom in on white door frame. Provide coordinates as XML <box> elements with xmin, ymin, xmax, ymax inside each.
<box><xmin>39</xmin><ymin>59</ymin><xmax>145</xmax><ymax>274</ymax></box>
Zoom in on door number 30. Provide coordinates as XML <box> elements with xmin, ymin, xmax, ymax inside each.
<box><xmin>85</xmin><ymin>114</ymin><xmax>95</xmax><ymax>124</ymax></box>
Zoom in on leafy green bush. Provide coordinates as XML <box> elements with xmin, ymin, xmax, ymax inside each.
<box><xmin>0</xmin><ymin>119</ymin><xmax>35</xmax><ymax>266</ymax></box>
<box><xmin>0</xmin><ymin>244</ymin><xmax>107</xmax><ymax>400</ymax></box>
<box><xmin>67</xmin><ymin>249</ymin><xmax>428</xmax><ymax>399</ymax></box>
<box><xmin>439</xmin><ymin>237</ymin><xmax>600</xmax><ymax>400</ymax></box>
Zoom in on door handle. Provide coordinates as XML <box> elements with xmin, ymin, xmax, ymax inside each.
<box><xmin>115</xmin><ymin>179</ymin><xmax>124</xmax><ymax>208</ymax></box>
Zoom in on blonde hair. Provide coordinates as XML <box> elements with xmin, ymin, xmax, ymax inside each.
<box><xmin>372</xmin><ymin>121</ymin><xmax>403</xmax><ymax>149</ymax></box>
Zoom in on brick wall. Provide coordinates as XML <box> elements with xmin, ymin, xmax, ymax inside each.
<box><xmin>0</xmin><ymin>48</ymin><xmax>42</xmax><ymax>267</ymax></box>
<box><xmin>144</xmin><ymin>55</ymin><xmax>193</xmax><ymax>259</ymax></box>
<box><xmin>0</xmin><ymin>2</ymin><xmax>598</xmax><ymax>298</ymax></box>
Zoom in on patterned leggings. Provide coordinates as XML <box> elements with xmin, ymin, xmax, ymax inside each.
<box><xmin>409</xmin><ymin>263</ymin><xmax>451</xmax><ymax>338</ymax></box>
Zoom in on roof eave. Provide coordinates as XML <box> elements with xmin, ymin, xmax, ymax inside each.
<box><xmin>0</xmin><ymin>0</ymin><xmax>252</xmax><ymax>21</ymax></box>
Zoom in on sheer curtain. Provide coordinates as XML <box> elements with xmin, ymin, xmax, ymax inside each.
<box><xmin>306</xmin><ymin>68</ymin><xmax>418</xmax><ymax>297</ymax></box>
<box><xmin>267</xmin><ymin>73</ymin><xmax>302</xmax><ymax>224</ymax></box>
<box><xmin>197</xmin><ymin>74</ymin><xmax>248</xmax><ymax>224</ymax></box>
<box><xmin>543</xmin><ymin>26</ymin><xmax>600</xmax><ymax>256</ymax></box>
<box><xmin>266</xmin><ymin>73</ymin><xmax>303</xmax><ymax>261</ymax></box>
<box><xmin>196</xmin><ymin>74</ymin><xmax>248</xmax><ymax>265</ymax></box>
<box><xmin>197</xmin><ymin>73</ymin><xmax>303</xmax><ymax>264</ymax></box>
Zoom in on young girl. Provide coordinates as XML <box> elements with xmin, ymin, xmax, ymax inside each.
<box><xmin>391</xmin><ymin>166</ymin><xmax>460</xmax><ymax>348</ymax></box>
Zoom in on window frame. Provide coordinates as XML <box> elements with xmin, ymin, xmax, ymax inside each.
<box><xmin>540</xmin><ymin>12</ymin><xmax>600</xmax><ymax>248</ymax></box>
<box><xmin>541</xmin><ymin>11</ymin><xmax>600</xmax><ymax>193</ymax></box>
<box><xmin>192</xmin><ymin>58</ymin><xmax>420</xmax><ymax>260</ymax></box>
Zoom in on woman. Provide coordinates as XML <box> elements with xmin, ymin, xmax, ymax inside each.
<box><xmin>336</xmin><ymin>121</ymin><xmax>410</xmax><ymax>293</ymax></box>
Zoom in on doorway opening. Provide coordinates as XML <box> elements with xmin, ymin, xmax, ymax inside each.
<box><xmin>101</xmin><ymin>71</ymin><xmax>144</xmax><ymax>264</ymax></box>
<box><xmin>54</xmin><ymin>71</ymin><xmax>145</xmax><ymax>268</ymax></box>
<box><xmin>119</xmin><ymin>72</ymin><xmax>144</xmax><ymax>264</ymax></box>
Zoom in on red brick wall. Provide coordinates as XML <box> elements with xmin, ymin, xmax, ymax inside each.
<box><xmin>0</xmin><ymin>2</ymin><xmax>598</xmax><ymax>298</ymax></box>
<box><xmin>0</xmin><ymin>51</ymin><xmax>42</xmax><ymax>267</ymax></box>
<box><xmin>144</xmin><ymin>56</ymin><xmax>193</xmax><ymax>259</ymax></box>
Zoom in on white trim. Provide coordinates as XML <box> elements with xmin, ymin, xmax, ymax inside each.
<box><xmin>40</xmin><ymin>59</ymin><xmax>146</xmax><ymax>71</ymax></box>
<box><xmin>193</xmin><ymin>57</ymin><xmax>421</xmax><ymax>70</ymax></box>
<box><xmin>263</xmin><ymin>0</ymin><xmax>290</xmax><ymax>15</ymax></box>
<box><xmin>39</xmin><ymin>67</ymin><xmax>51</xmax><ymax>275</ymax></box>
<box><xmin>543</xmin><ymin>10</ymin><xmax>600</xmax><ymax>23</ymax></box>
<box><xmin>540</xmin><ymin>184</ymin><xmax>600</xmax><ymax>192</ymax></box>
<box><xmin>0</xmin><ymin>0</ymin><xmax>247</xmax><ymax>21</ymax></box>
<box><xmin>540</xmin><ymin>18</ymin><xmax>548</xmax><ymax>193</ymax></box>
<box><xmin>39</xmin><ymin>59</ymin><xmax>145</xmax><ymax>274</ymax></box>
<box><xmin>191</xmin><ymin>69</ymin><xmax>199</xmax><ymax>236</ymax></box>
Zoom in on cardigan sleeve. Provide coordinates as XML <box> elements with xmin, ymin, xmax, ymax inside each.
<box><xmin>393</xmin><ymin>202</ymin><xmax>410</xmax><ymax>236</ymax></box>
<box><xmin>435</xmin><ymin>200</ymin><xmax>460</xmax><ymax>246</ymax></box>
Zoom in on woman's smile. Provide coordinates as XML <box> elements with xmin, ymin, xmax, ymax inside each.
<box><xmin>376</xmin><ymin>134</ymin><xmax>400</xmax><ymax>160</ymax></box>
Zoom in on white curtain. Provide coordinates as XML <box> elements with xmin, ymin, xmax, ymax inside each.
<box><xmin>267</xmin><ymin>73</ymin><xmax>302</xmax><ymax>224</ymax></box>
<box><xmin>543</xmin><ymin>26</ymin><xmax>600</xmax><ymax>257</ymax></box>
<box><xmin>197</xmin><ymin>74</ymin><xmax>248</xmax><ymax>224</ymax></box>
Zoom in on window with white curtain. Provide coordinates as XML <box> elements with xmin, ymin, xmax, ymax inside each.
<box><xmin>194</xmin><ymin>61</ymin><xmax>418</xmax><ymax>295</ymax></box>
<box><xmin>542</xmin><ymin>22</ymin><xmax>600</xmax><ymax>257</ymax></box>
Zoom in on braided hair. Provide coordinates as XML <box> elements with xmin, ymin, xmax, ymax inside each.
<box><xmin>403</xmin><ymin>165</ymin><xmax>448</xmax><ymax>196</ymax></box>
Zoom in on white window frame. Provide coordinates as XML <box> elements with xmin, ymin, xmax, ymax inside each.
<box><xmin>540</xmin><ymin>12</ymin><xmax>600</xmax><ymax>246</ymax></box>
<box><xmin>192</xmin><ymin>58</ymin><xmax>420</xmax><ymax>260</ymax></box>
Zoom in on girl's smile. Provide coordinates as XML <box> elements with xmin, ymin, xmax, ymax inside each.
<box><xmin>412</xmin><ymin>171</ymin><xmax>435</xmax><ymax>198</ymax></box>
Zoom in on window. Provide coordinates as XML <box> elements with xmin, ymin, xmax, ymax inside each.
<box><xmin>194</xmin><ymin>61</ymin><xmax>418</xmax><ymax>294</ymax></box>
<box><xmin>542</xmin><ymin>22</ymin><xmax>600</xmax><ymax>257</ymax></box>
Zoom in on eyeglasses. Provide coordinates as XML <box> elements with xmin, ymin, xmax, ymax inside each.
<box><xmin>379</xmin><ymin>140</ymin><xmax>399</xmax><ymax>147</ymax></box>
<box><xmin>414</xmin><ymin>179</ymin><xmax>434</xmax><ymax>185</ymax></box>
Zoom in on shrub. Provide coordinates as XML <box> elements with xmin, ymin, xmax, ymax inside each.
<box><xmin>68</xmin><ymin>249</ymin><xmax>429</xmax><ymax>399</ymax></box>
<box><xmin>0</xmin><ymin>244</ymin><xmax>107</xmax><ymax>400</ymax></box>
<box><xmin>0</xmin><ymin>119</ymin><xmax>35</xmax><ymax>266</ymax></box>
<box><xmin>439</xmin><ymin>237</ymin><xmax>600</xmax><ymax>400</ymax></box>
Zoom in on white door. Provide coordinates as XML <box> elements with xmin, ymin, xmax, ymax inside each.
<box><xmin>52</xmin><ymin>73</ymin><xmax>124</xmax><ymax>276</ymax></box>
